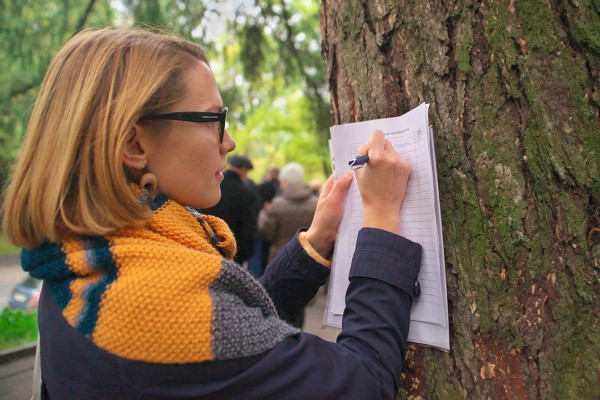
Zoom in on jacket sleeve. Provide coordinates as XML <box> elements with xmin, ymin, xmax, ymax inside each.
<box><xmin>259</xmin><ymin>231</ymin><xmax>330</xmax><ymax>321</ymax></box>
<box><xmin>258</xmin><ymin>228</ymin><xmax>422</xmax><ymax>399</ymax></box>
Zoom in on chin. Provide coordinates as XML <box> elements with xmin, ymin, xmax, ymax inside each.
<box><xmin>198</xmin><ymin>192</ymin><xmax>222</xmax><ymax>209</ymax></box>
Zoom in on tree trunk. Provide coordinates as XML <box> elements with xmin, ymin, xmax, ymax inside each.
<box><xmin>320</xmin><ymin>0</ymin><xmax>600</xmax><ymax>398</ymax></box>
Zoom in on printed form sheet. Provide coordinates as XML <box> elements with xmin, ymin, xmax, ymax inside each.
<box><xmin>326</xmin><ymin>103</ymin><xmax>449</xmax><ymax>350</ymax></box>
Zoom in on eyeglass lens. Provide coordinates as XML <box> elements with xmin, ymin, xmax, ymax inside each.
<box><xmin>219</xmin><ymin>108</ymin><xmax>228</xmax><ymax>143</ymax></box>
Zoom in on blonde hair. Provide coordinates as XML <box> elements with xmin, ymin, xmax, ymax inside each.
<box><xmin>2</xmin><ymin>28</ymin><xmax>208</xmax><ymax>248</ymax></box>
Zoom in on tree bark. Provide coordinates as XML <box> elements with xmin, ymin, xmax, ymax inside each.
<box><xmin>320</xmin><ymin>0</ymin><xmax>600</xmax><ymax>398</ymax></box>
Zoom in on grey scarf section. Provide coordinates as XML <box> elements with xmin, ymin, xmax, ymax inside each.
<box><xmin>209</xmin><ymin>258</ymin><xmax>300</xmax><ymax>360</ymax></box>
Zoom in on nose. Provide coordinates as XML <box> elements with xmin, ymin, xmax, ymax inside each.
<box><xmin>221</xmin><ymin>128</ymin><xmax>236</xmax><ymax>154</ymax></box>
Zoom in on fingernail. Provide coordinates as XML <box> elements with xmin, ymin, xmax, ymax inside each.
<box><xmin>344</xmin><ymin>170</ymin><xmax>353</xmax><ymax>179</ymax></box>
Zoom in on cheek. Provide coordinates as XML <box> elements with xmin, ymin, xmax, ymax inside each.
<box><xmin>183</xmin><ymin>147</ymin><xmax>218</xmax><ymax>185</ymax></box>
<box><xmin>150</xmin><ymin>134</ymin><xmax>221</xmax><ymax>202</ymax></box>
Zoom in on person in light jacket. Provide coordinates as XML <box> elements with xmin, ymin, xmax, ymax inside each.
<box><xmin>2</xmin><ymin>27</ymin><xmax>421</xmax><ymax>400</ymax></box>
<box><xmin>258</xmin><ymin>162</ymin><xmax>318</xmax><ymax>264</ymax></box>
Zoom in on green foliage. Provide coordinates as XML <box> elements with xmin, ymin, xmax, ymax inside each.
<box><xmin>239</xmin><ymin>24</ymin><xmax>267</xmax><ymax>81</ymax></box>
<box><xmin>219</xmin><ymin>0</ymin><xmax>331</xmax><ymax>178</ymax></box>
<box><xmin>0</xmin><ymin>0</ymin><xmax>115</xmax><ymax>183</ymax></box>
<box><xmin>121</xmin><ymin>0</ymin><xmax>212</xmax><ymax>39</ymax></box>
<box><xmin>234</xmin><ymin>89</ymin><xmax>329</xmax><ymax>182</ymax></box>
<box><xmin>0</xmin><ymin>308</ymin><xmax>38</xmax><ymax>351</ymax></box>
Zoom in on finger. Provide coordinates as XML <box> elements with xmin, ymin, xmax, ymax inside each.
<box><xmin>328</xmin><ymin>170</ymin><xmax>353</xmax><ymax>201</ymax></box>
<box><xmin>383</xmin><ymin>139</ymin><xmax>393</xmax><ymax>152</ymax></box>
<box><xmin>368</xmin><ymin>130</ymin><xmax>386</xmax><ymax>151</ymax></box>
<box><xmin>319</xmin><ymin>175</ymin><xmax>336</xmax><ymax>198</ymax></box>
<box><xmin>361</xmin><ymin>130</ymin><xmax>385</xmax><ymax>165</ymax></box>
<box><xmin>357</xmin><ymin>144</ymin><xmax>369</xmax><ymax>157</ymax></box>
<box><xmin>383</xmin><ymin>140</ymin><xmax>399</xmax><ymax>164</ymax></box>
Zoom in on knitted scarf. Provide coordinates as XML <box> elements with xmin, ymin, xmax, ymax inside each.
<box><xmin>21</xmin><ymin>194</ymin><xmax>299</xmax><ymax>364</ymax></box>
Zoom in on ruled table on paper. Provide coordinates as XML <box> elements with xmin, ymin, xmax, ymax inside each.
<box><xmin>325</xmin><ymin>103</ymin><xmax>449</xmax><ymax>350</ymax></box>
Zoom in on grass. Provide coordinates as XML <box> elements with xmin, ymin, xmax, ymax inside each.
<box><xmin>0</xmin><ymin>233</ymin><xmax>32</xmax><ymax>352</ymax></box>
<box><xmin>0</xmin><ymin>231</ymin><xmax>19</xmax><ymax>255</ymax></box>
<box><xmin>0</xmin><ymin>308</ymin><xmax>38</xmax><ymax>351</ymax></box>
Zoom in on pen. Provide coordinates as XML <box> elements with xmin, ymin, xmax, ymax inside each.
<box><xmin>348</xmin><ymin>154</ymin><xmax>369</xmax><ymax>170</ymax></box>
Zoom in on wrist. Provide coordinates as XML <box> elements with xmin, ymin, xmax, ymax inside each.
<box><xmin>303</xmin><ymin>228</ymin><xmax>335</xmax><ymax>260</ymax></box>
<box><xmin>299</xmin><ymin>231</ymin><xmax>332</xmax><ymax>267</ymax></box>
<box><xmin>362</xmin><ymin>209</ymin><xmax>400</xmax><ymax>235</ymax></box>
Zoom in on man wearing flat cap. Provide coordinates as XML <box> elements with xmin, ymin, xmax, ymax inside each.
<box><xmin>203</xmin><ymin>154</ymin><xmax>258</xmax><ymax>264</ymax></box>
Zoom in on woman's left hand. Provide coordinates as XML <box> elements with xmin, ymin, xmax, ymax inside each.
<box><xmin>305</xmin><ymin>171</ymin><xmax>353</xmax><ymax>260</ymax></box>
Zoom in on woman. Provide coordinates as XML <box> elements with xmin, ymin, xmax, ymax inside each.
<box><xmin>2</xmin><ymin>28</ymin><xmax>421</xmax><ymax>399</ymax></box>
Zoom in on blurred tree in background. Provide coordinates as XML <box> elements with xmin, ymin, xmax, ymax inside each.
<box><xmin>0</xmin><ymin>0</ymin><xmax>330</xmax><ymax>187</ymax></box>
<box><xmin>0</xmin><ymin>0</ymin><xmax>114</xmax><ymax>184</ymax></box>
<box><xmin>223</xmin><ymin>0</ymin><xmax>332</xmax><ymax>180</ymax></box>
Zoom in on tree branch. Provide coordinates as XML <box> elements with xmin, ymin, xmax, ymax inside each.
<box><xmin>73</xmin><ymin>0</ymin><xmax>98</xmax><ymax>36</ymax></box>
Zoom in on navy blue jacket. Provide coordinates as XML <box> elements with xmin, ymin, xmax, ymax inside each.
<box><xmin>38</xmin><ymin>228</ymin><xmax>421</xmax><ymax>399</ymax></box>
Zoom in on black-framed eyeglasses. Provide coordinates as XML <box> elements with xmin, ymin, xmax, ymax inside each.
<box><xmin>141</xmin><ymin>107</ymin><xmax>228</xmax><ymax>143</ymax></box>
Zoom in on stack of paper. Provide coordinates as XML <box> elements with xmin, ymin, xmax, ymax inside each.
<box><xmin>325</xmin><ymin>103</ymin><xmax>449</xmax><ymax>351</ymax></box>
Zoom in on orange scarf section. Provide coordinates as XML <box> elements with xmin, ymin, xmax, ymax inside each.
<box><xmin>89</xmin><ymin>200</ymin><xmax>236</xmax><ymax>363</ymax></box>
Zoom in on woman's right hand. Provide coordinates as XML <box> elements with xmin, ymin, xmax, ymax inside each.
<box><xmin>354</xmin><ymin>130</ymin><xmax>411</xmax><ymax>235</ymax></box>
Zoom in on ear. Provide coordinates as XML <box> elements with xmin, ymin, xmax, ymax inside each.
<box><xmin>122</xmin><ymin>125</ymin><xmax>148</xmax><ymax>170</ymax></box>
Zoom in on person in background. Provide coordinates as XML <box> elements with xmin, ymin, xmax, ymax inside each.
<box><xmin>308</xmin><ymin>178</ymin><xmax>323</xmax><ymax>196</ymax></box>
<box><xmin>243</xmin><ymin>172</ymin><xmax>263</xmax><ymax>219</ymax></box>
<box><xmin>258</xmin><ymin>163</ymin><xmax>318</xmax><ymax>264</ymax></box>
<box><xmin>249</xmin><ymin>167</ymin><xmax>281</xmax><ymax>277</ymax></box>
<box><xmin>1</xmin><ymin>28</ymin><xmax>422</xmax><ymax>399</ymax></box>
<box><xmin>244</xmin><ymin>173</ymin><xmax>265</xmax><ymax>277</ymax></box>
<box><xmin>257</xmin><ymin>163</ymin><xmax>319</xmax><ymax>328</ymax></box>
<box><xmin>203</xmin><ymin>154</ymin><xmax>257</xmax><ymax>264</ymax></box>
<box><xmin>258</xmin><ymin>167</ymin><xmax>280</xmax><ymax>204</ymax></box>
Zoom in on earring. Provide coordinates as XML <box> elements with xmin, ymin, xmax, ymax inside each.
<box><xmin>139</xmin><ymin>172</ymin><xmax>158</xmax><ymax>203</ymax></box>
